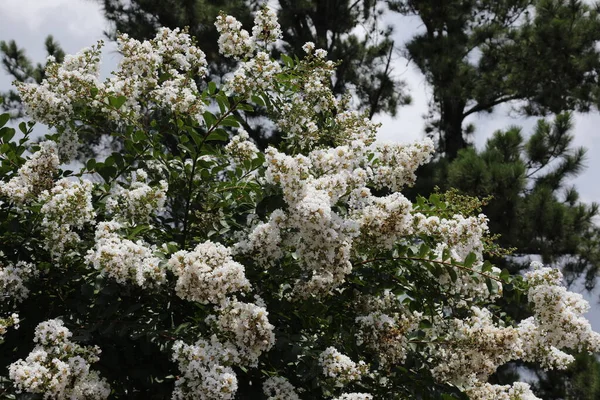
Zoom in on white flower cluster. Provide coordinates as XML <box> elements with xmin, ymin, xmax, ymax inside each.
<box><xmin>302</xmin><ymin>41</ymin><xmax>316</xmax><ymax>53</ymax></box>
<box><xmin>56</xmin><ymin>127</ymin><xmax>80</xmax><ymax>162</ymax></box>
<box><xmin>224</xmin><ymin>51</ymin><xmax>282</xmax><ymax>96</ymax></box>
<box><xmin>0</xmin><ymin>312</ymin><xmax>20</xmax><ymax>339</ymax></box>
<box><xmin>0</xmin><ymin>140</ymin><xmax>59</xmax><ymax>203</ymax></box>
<box><xmin>430</xmin><ymin>307</ymin><xmax>521</xmax><ymax>389</ymax></box>
<box><xmin>106</xmin><ymin>169</ymin><xmax>168</xmax><ymax>224</ymax></box>
<box><xmin>173</xmin><ymin>297</ymin><xmax>275</xmax><ymax>397</ymax></box>
<box><xmin>234</xmin><ymin>209</ymin><xmax>286</xmax><ymax>267</ymax></box>
<box><xmin>167</xmin><ymin>241</ymin><xmax>250</xmax><ymax>304</ymax></box>
<box><xmin>215</xmin><ymin>6</ymin><xmax>281</xmax><ymax>59</ymax></box>
<box><xmin>275</xmin><ymin>57</ymin><xmax>339</xmax><ymax>150</ymax></box>
<box><xmin>18</xmin><ymin>28</ymin><xmax>208</xmax><ymax>128</ymax></box>
<box><xmin>519</xmin><ymin>262</ymin><xmax>600</xmax><ymax>368</ymax></box>
<box><xmin>17</xmin><ymin>46</ymin><xmax>103</xmax><ymax>126</ymax></box>
<box><xmin>0</xmin><ymin>260</ymin><xmax>37</xmax><ymax>303</ymax></box>
<box><xmin>39</xmin><ymin>178</ymin><xmax>96</xmax><ymax>258</ymax></box>
<box><xmin>428</xmin><ymin>262</ymin><xmax>600</xmax><ymax>393</ymax></box>
<box><xmin>172</xmin><ymin>335</ymin><xmax>240</xmax><ymax>400</ymax></box>
<box><xmin>108</xmin><ymin>27</ymin><xmax>208</xmax><ymax>122</ymax></box>
<box><xmin>86</xmin><ymin>221</ymin><xmax>166</xmax><ymax>287</ymax></box>
<box><xmin>262</xmin><ymin>376</ymin><xmax>301</xmax><ymax>400</ymax></box>
<box><xmin>8</xmin><ymin>319</ymin><xmax>110</xmax><ymax>399</ymax></box>
<box><xmin>414</xmin><ymin>213</ymin><xmax>489</xmax><ymax>261</ymax></box>
<box><xmin>225</xmin><ymin>129</ymin><xmax>260</xmax><ymax>163</ymax></box>
<box><xmin>211</xmin><ymin>298</ymin><xmax>275</xmax><ymax>367</ymax></box>
<box><xmin>249</xmin><ymin>147</ymin><xmax>362</xmax><ymax>297</ymax></box>
<box><xmin>333</xmin><ymin>393</ymin><xmax>373</xmax><ymax>400</ymax></box>
<box><xmin>252</xmin><ymin>6</ymin><xmax>282</xmax><ymax>45</ymax></box>
<box><xmin>355</xmin><ymin>292</ymin><xmax>421</xmax><ymax>366</ymax></box>
<box><xmin>333</xmin><ymin>110</ymin><xmax>379</xmax><ymax>146</ymax></box>
<box><xmin>237</xmin><ymin>136</ymin><xmax>436</xmax><ymax>298</ymax></box>
<box><xmin>170</xmin><ymin>241</ymin><xmax>274</xmax><ymax>395</ymax></box>
<box><xmin>215</xmin><ymin>14</ymin><xmax>255</xmax><ymax>59</ymax></box>
<box><xmin>319</xmin><ymin>347</ymin><xmax>368</xmax><ymax>385</ymax></box>
<box><xmin>356</xmin><ymin>192</ymin><xmax>413</xmax><ymax>249</ymax></box>
<box><xmin>369</xmin><ymin>140</ymin><xmax>435</xmax><ymax>192</ymax></box>
<box><xmin>467</xmin><ymin>382</ymin><xmax>541</xmax><ymax>400</ymax></box>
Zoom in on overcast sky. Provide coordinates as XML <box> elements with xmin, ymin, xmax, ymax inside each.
<box><xmin>2</xmin><ymin>0</ymin><xmax>600</xmax><ymax>329</ymax></box>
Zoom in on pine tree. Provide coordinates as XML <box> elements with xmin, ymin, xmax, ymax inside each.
<box><xmin>0</xmin><ymin>36</ymin><xmax>64</xmax><ymax>117</ymax></box>
<box><xmin>390</xmin><ymin>0</ymin><xmax>600</xmax><ymax>159</ymax></box>
<box><xmin>427</xmin><ymin>113</ymin><xmax>600</xmax><ymax>399</ymax></box>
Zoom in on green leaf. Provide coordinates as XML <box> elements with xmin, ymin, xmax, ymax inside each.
<box><xmin>203</xmin><ymin>111</ymin><xmax>216</xmax><ymax>128</ymax></box>
<box><xmin>132</xmin><ymin>130</ymin><xmax>146</xmax><ymax>142</ymax></box>
<box><xmin>97</xmin><ymin>164</ymin><xmax>117</xmax><ymax>182</ymax></box>
<box><xmin>18</xmin><ymin>122</ymin><xmax>27</xmax><ymax>135</ymax></box>
<box><xmin>205</xmin><ymin>129</ymin><xmax>228</xmax><ymax>142</ymax></box>
<box><xmin>127</xmin><ymin>224</ymin><xmax>150</xmax><ymax>239</ymax></box>
<box><xmin>86</xmin><ymin>159</ymin><xmax>96</xmax><ymax>170</ymax></box>
<box><xmin>108</xmin><ymin>95</ymin><xmax>127</xmax><ymax>109</ymax></box>
<box><xmin>481</xmin><ymin>260</ymin><xmax>493</xmax><ymax>273</ymax></box>
<box><xmin>418</xmin><ymin>243</ymin><xmax>430</xmax><ymax>258</ymax></box>
<box><xmin>281</xmin><ymin>54</ymin><xmax>294</xmax><ymax>67</ymax></box>
<box><xmin>251</xmin><ymin>95</ymin><xmax>265</xmax><ymax>107</ymax></box>
<box><xmin>207</xmin><ymin>81</ymin><xmax>217</xmax><ymax>95</ymax></box>
<box><xmin>0</xmin><ymin>113</ymin><xmax>9</xmax><ymax>128</ymax></box>
<box><xmin>188</xmin><ymin>128</ymin><xmax>203</xmax><ymax>147</ymax></box>
<box><xmin>464</xmin><ymin>252</ymin><xmax>477</xmax><ymax>268</ymax></box>
<box><xmin>220</xmin><ymin>115</ymin><xmax>240</xmax><ymax>127</ymax></box>
<box><xmin>216</xmin><ymin>94</ymin><xmax>229</xmax><ymax>114</ymax></box>
<box><xmin>447</xmin><ymin>266</ymin><xmax>458</xmax><ymax>282</ymax></box>
<box><xmin>0</xmin><ymin>127</ymin><xmax>15</xmax><ymax>142</ymax></box>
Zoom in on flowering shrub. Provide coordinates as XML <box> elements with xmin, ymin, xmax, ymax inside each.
<box><xmin>0</xmin><ymin>6</ymin><xmax>598</xmax><ymax>400</ymax></box>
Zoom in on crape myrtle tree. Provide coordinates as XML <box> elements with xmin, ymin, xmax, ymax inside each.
<box><xmin>0</xmin><ymin>0</ymin><xmax>411</xmax><ymax>130</ymax></box>
<box><xmin>1</xmin><ymin>7</ymin><xmax>600</xmax><ymax>400</ymax></box>
<box><xmin>389</xmin><ymin>0</ymin><xmax>600</xmax><ymax>159</ymax></box>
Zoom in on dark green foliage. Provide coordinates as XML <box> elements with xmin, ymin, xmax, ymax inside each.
<box><xmin>532</xmin><ymin>352</ymin><xmax>600</xmax><ymax>399</ymax></box>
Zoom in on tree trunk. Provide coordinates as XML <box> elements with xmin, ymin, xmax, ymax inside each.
<box><xmin>441</xmin><ymin>98</ymin><xmax>466</xmax><ymax>160</ymax></box>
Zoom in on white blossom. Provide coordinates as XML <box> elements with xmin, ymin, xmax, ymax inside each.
<box><xmin>168</xmin><ymin>241</ymin><xmax>250</xmax><ymax>304</ymax></box>
<box><xmin>40</xmin><ymin>178</ymin><xmax>96</xmax><ymax>258</ymax></box>
<box><xmin>8</xmin><ymin>319</ymin><xmax>110</xmax><ymax>399</ymax></box>
<box><xmin>319</xmin><ymin>347</ymin><xmax>368</xmax><ymax>385</ymax></box>
<box><xmin>0</xmin><ymin>260</ymin><xmax>37</xmax><ymax>302</ymax></box>
<box><xmin>172</xmin><ymin>335</ymin><xmax>240</xmax><ymax>400</ymax></box>
<box><xmin>215</xmin><ymin>14</ymin><xmax>255</xmax><ymax>59</ymax></box>
<box><xmin>86</xmin><ymin>221</ymin><xmax>166</xmax><ymax>287</ymax></box>
<box><xmin>211</xmin><ymin>299</ymin><xmax>275</xmax><ymax>366</ymax></box>
<box><xmin>262</xmin><ymin>376</ymin><xmax>301</xmax><ymax>400</ymax></box>
<box><xmin>0</xmin><ymin>141</ymin><xmax>59</xmax><ymax>203</ymax></box>
<box><xmin>252</xmin><ymin>6</ymin><xmax>282</xmax><ymax>44</ymax></box>
<box><xmin>106</xmin><ymin>169</ymin><xmax>168</xmax><ymax>223</ymax></box>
